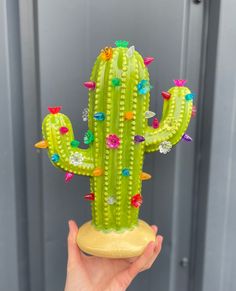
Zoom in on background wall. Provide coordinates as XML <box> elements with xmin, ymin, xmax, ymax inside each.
<box><xmin>0</xmin><ymin>0</ymin><xmax>235</xmax><ymax>291</ymax></box>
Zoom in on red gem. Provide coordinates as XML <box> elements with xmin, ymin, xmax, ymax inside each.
<box><xmin>83</xmin><ymin>81</ymin><xmax>96</xmax><ymax>90</ymax></box>
<box><xmin>59</xmin><ymin>126</ymin><xmax>69</xmax><ymax>134</ymax></box>
<box><xmin>48</xmin><ymin>106</ymin><xmax>62</xmax><ymax>114</ymax></box>
<box><xmin>161</xmin><ymin>91</ymin><xmax>171</xmax><ymax>100</ymax></box>
<box><xmin>65</xmin><ymin>172</ymin><xmax>74</xmax><ymax>183</ymax></box>
<box><xmin>131</xmin><ymin>194</ymin><xmax>143</xmax><ymax>208</ymax></box>
<box><xmin>84</xmin><ymin>193</ymin><xmax>95</xmax><ymax>201</ymax></box>
<box><xmin>144</xmin><ymin>56</ymin><xmax>155</xmax><ymax>66</ymax></box>
<box><xmin>192</xmin><ymin>105</ymin><xmax>197</xmax><ymax>117</ymax></box>
<box><xmin>152</xmin><ymin>117</ymin><xmax>159</xmax><ymax>129</ymax></box>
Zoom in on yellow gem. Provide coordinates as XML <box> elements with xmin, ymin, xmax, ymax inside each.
<box><xmin>34</xmin><ymin>140</ymin><xmax>48</xmax><ymax>149</ymax></box>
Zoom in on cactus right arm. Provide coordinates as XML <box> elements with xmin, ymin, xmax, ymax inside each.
<box><xmin>41</xmin><ymin>113</ymin><xmax>94</xmax><ymax>176</ymax></box>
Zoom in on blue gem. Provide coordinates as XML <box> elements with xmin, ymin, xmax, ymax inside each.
<box><xmin>94</xmin><ymin>112</ymin><xmax>105</xmax><ymax>121</ymax></box>
<box><xmin>122</xmin><ymin>168</ymin><xmax>130</xmax><ymax>176</ymax></box>
<box><xmin>185</xmin><ymin>93</ymin><xmax>196</xmax><ymax>101</ymax></box>
<box><xmin>51</xmin><ymin>153</ymin><xmax>60</xmax><ymax>163</ymax></box>
<box><xmin>137</xmin><ymin>80</ymin><xmax>152</xmax><ymax>95</ymax></box>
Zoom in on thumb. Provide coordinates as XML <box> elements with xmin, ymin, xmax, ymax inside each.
<box><xmin>67</xmin><ymin>220</ymin><xmax>82</xmax><ymax>271</ymax></box>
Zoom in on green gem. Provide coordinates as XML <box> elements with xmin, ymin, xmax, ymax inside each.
<box><xmin>115</xmin><ymin>40</ymin><xmax>129</xmax><ymax>48</ymax></box>
<box><xmin>71</xmin><ymin>140</ymin><xmax>80</xmax><ymax>148</ymax></box>
<box><xmin>84</xmin><ymin>130</ymin><xmax>94</xmax><ymax>144</ymax></box>
<box><xmin>112</xmin><ymin>78</ymin><xmax>121</xmax><ymax>87</ymax></box>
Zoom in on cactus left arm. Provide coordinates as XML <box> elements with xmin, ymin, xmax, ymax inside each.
<box><xmin>144</xmin><ymin>86</ymin><xmax>193</xmax><ymax>153</ymax></box>
<box><xmin>41</xmin><ymin>112</ymin><xmax>94</xmax><ymax>176</ymax></box>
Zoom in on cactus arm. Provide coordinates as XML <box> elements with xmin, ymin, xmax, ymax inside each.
<box><xmin>144</xmin><ymin>86</ymin><xmax>193</xmax><ymax>152</ymax></box>
<box><xmin>42</xmin><ymin>112</ymin><xmax>94</xmax><ymax>176</ymax></box>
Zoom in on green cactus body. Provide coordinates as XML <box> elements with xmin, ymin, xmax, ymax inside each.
<box><xmin>40</xmin><ymin>42</ymin><xmax>193</xmax><ymax>232</ymax></box>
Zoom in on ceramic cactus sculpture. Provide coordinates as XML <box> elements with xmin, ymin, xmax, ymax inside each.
<box><xmin>35</xmin><ymin>40</ymin><xmax>195</xmax><ymax>257</ymax></box>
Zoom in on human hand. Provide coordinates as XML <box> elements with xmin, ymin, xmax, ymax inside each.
<box><xmin>64</xmin><ymin>220</ymin><xmax>163</xmax><ymax>291</ymax></box>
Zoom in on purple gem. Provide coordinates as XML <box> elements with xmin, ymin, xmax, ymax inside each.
<box><xmin>134</xmin><ymin>135</ymin><xmax>145</xmax><ymax>143</ymax></box>
<box><xmin>182</xmin><ymin>133</ymin><xmax>192</xmax><ymax>142</ymax></box>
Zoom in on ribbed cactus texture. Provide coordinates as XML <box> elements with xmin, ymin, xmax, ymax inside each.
<box><xmin>38</xmin><ymin>41</ymin><xmax>193</xmax><ymax>232</ymax></box>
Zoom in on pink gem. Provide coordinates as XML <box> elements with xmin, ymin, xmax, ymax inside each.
<box><xmin>152</xmin><ymin>117</ymin><xmax>159</xmax><ymax>129</ymax></box>
<box><xmin>144</xmin><ymin>56</ymin><xmax>155</xmax><ymax>66</ymax></box>
<box><xmin>106</xmin><ymin>134</ymin><xmax>120</xmax><ymax>149</ymax></box>
<box><xmin>83</xmin><ymin>81</ymin><xmax>96</xmax><ymax>90</ymax></box>
<box><xmin>59</xmin><ymin>126</ymin><xmax>69</xmax><ymax>134</ymax></box>
<box><xmin>173</xmin><ymin>80</ymin><xmax>187</xmax><ymax>87</ymax></box>
<box><xmin>192</xmin><ymin>105</ymin><xmax>197</xmax><ymax>117</ymax></box>
<box><xmin>48</xmin><ymin>106</ymin><xmax>62</xmax><ymax>114</ymax></box>
<box><xmin>65</xmin><ymin>172</ymin><xmax>74</xmax><ymax>183</ymax></box>
<box><xmin>131</xmin><ymin>194</ymin><xmax>143</xmax><ymax>208</ymax></box>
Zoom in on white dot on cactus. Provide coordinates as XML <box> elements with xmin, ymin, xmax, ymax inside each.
<box><xmin>82</xmin><ymin>108</ymin><xmax>88</xmax><ymax>121</ymax></box>
<box><xmin>159</xmin><ymin>141</ymin><xmax>172</xmax><ymax>154</ymax></box>
<box><xmin>69</xmin><ymin>152</ymin><xmax>84</xmax><ymax>166</ymax></box>
<box><xmin>145</xmin><ymin>111</ymin><xmax>156</xmax><ymax>119</ymax></box>
<box><xmin>126</xmin><ymin>46</ymin><xmax>135</xmax><ymax>58</ymax></box>
<box><xmin>107</xmin><ymin>196</ymin><xmax>116</xmax><ymax>205</ymax></box>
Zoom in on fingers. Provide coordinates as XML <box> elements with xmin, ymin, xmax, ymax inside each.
<box><xmin>67</xmin><ymin>220</ymin><xmax>82</xmax><ymax>271</ymax></box>
<box><xmin>151</xmin><ymin>225</ymin><xmax>158</xmax><ymax>235</ymax></box>
<box><xmin>143</xmin><ymin>235</ymin><xmax>163</xmax><ymax>270</ymax></box>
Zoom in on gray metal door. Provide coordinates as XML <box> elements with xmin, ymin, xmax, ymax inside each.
<box><xmin>19</xmin><ymin>0</ymin><xmax>204</xmax><ymax>291</ymax></box>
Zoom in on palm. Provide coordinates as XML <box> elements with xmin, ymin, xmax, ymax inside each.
<box><xmin>65</xmin><ymin>221</ymin><xmax>163</xmax><ymax>291</ymax></box>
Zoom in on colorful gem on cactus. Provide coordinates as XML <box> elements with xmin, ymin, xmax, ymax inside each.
<box><xmin>84</xmin><ymin>193</ymin><xmax>95</xmax><ymax>201</ymax></box>
<box><xmin>185</xmin><ymin>93</ymin><xmax>195</xmax><ymax>101</ymax></box>
<box><xmin>83</xmin><ymin>81</ymin><xmax>96</xmax><ymax>90</ymax></box>
<box><xmin>115</xmin><ymin>40</ymin><xmax>129</xmax><ymax>48</ymax></box>
<box><xmin>112</xmin><ymin>78</ymin><xmax>121</xmax><ymax>87</ymax></box>
<box><xmin>174</xmin><ymin>79</ymin><xmax>187</xmax><ymax>87</ymax></box>
<box><xmin>122</xmin><ymin>168</ymin><xmax>130</xmax><ymax>176</ymax></box>
<box><xmin>65</xmin><ymin>172</ymin><xmax>74</xmax><ymax>183</ymax></box>
<box><xmin>48</xmin><ymin>106</ymin><xmax>62</xmax><ymax>114</ymax></box>
<box><xmin>126</xmin><ymin>46</ymin><xmax>135</xmax><ymax>58</ymax></box>
<box><xmin>106</xmin><ymin>134</ymin><xmax>120</xmax><ymax>149</ymax></box>
<box><xmin>82</xmin><ymin>108</ymin><xmax>88</xmax><ymax>121</ymax></box>
<box><xmin>152</xmin><ymin>118</ymin><xmax>159</xmax><ymax>129</ymax></box>
<box><xmin>69</xmin><ymin>152</ymin><xmax>84</xmax><ymax>166</ymax></box>
<box><xmin>84</xmin><ymin>130</ymin><xmax>94</xmax><ymax>144</ymax></box>
<box><xmin>137</xmin><ymin>80</ymin><xmax>152</xmax><ymax>95</ymax></box>
<box><xmin>51</xmin><ymin>153</ymin><xmax>60</xmax><ymax>163</ymax></box>
<box><xmin>93</xmin><ymin>168</ymin><xmax>103</xmax><ymax>176</ymax></box>
<box><xmin>34</xmin><ymin>140</ymin><xmax>48</xmax><ymax>149</ymax></box>
<box><xmin>131</xmin><ymin>194</ymin><xmax>143</xmax><ymax>208</ymax></box>
<box><xmin>182</xmin><ymin>133</ymin><xmax>192</xmax><ymax>142</ymax></box>
<box><xmin>161</xmin><ymin>91</ymin><xmax>171</xmax><ymax>100</ymax></box>
<box><xmin>124</xmin><ymin>112</ymin><xmax>134</xmax><ymax>120</ymax></box>
<box><xmin>94</xmin><ymin>112</ymin><xmax>105</xmax><ymax>121</ymax></box>
<box><xmin>100</xmin><ymin>47</ymin><xmax>113</xmax><ymax>60</ymax></box>
<box><xmin>144</xmin><ymin>56</ymin><xmax>155</xmax><ymax>66</ymax></box>
<box><xmin>71</xmin><ymin>140</ymin><xmax>80</xmax><ymax>148</ymax></box>
<box><xmin>159</xmin><ymin>141</ymin><xmax>172</xmax><ymax>154</ymax></box>
<box><xmin>145</xmin><ymin>111</ymin><xmax>156</xmax><ymax>119</ymax></box>
<box><xmin>192</xmin><ymin>105</ymin><xmax>197</xmax><ymax>117</ymax></box>
<box><xmin>59</xmin><ymin>126</ymin><xmax>69</xmax><ymax>134</ymax></box>
<box><xmin>140</xmin><ymin>172</ymin><xmax>152</xmax><ymax>180</ymax></box>
<box><xmin>134</xmin><ymin>135</ymin><xmax>145</xmax><ymax>143</ymax></box>
<box><xmin>107</xmin><ymin>196</ymin><xmax>116</xmax><ymax>205</ymax></box>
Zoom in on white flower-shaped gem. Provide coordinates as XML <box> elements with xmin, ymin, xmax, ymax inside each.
<box><xmin>159</xmin><ymin>141</ymin><xmax>172</xmax><ymax>154</ymax></box>
<box><xmin>82</xmin><ymin>108</ymin><xmax>88</xmax><ymax>121</ymax></box>
<box><xmin>69</xmin><ymin>152</ymin><xmax>84</xmax><ymax>166</ymax></box>
<box><xmin>107</xmin><ymin>196</ymin><xmax>116</xmax><ymax>205</ymax></box>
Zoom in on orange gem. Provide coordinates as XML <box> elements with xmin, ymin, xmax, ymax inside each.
<box><xmin>124</xmin><ymin>112</ymin><xmax>134</xmax><ymax>120</ymax></box>
<box><xmin>100</xmin><ymin>47</ymin><xmax>113</xmax><ymax>61</ymax></box>
<box><xmin>34</xmin><ymin>140</ymin><xmax>48</xmax><ymax>149</ymax></box>
<box><xmin>93</xmin><ymin>168</ymin><xmax>103</xmax><ymax>176</ymax></box>
<box><xmin>140</xmin><ymin>172</ymin><xmax>152</xmax><ymax>180</ymax></box>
